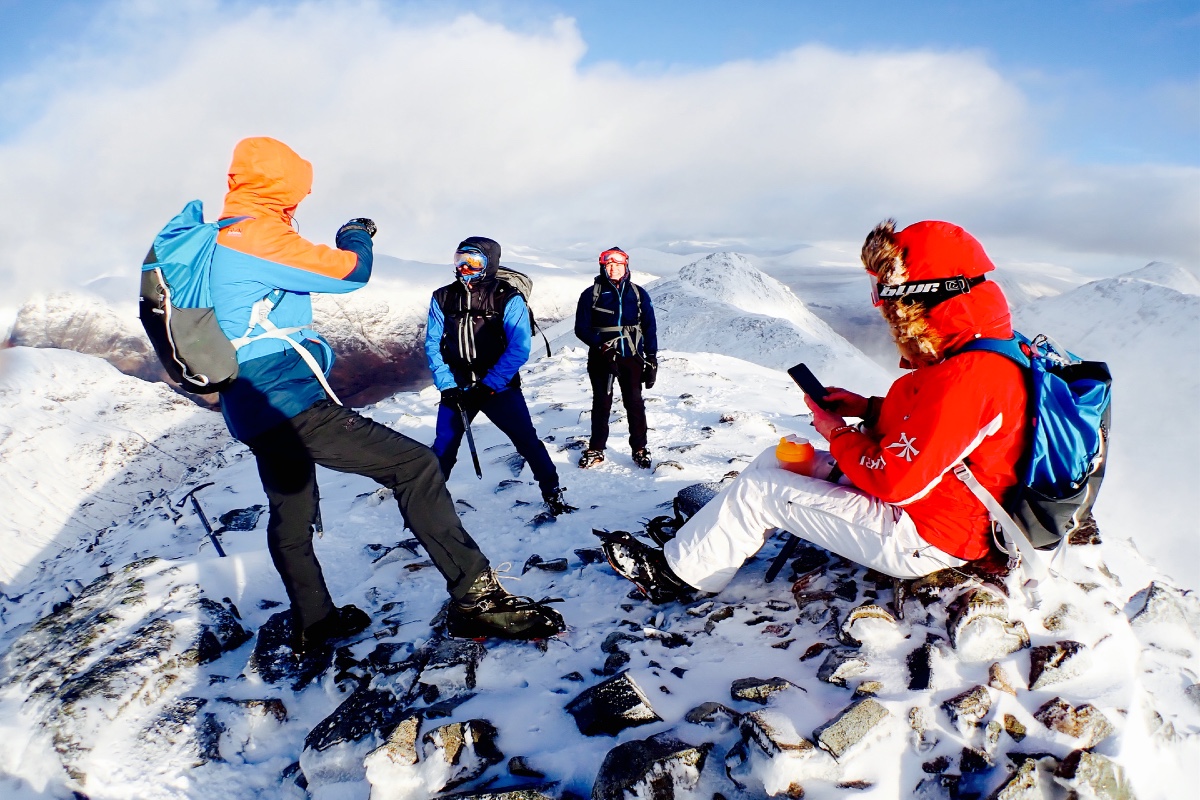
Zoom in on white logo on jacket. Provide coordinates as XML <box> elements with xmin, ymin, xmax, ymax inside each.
<box><xmin>886</xmin><ymin>432</ymin><xmax>920</xmax><ymax>462</ymax></box>
<box><xmin>860</xmin><ymin>454</ymin><xmax>886</xmax><ymax>470</ymax></box>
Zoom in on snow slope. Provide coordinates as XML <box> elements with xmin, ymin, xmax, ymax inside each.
<box><xmin>1013</xmin><ymin>262</ymin><xmax>1200</xmax><ymax>590</ymax></box>
<box><xmin>0</xmin><ymin>260</ymin><xmax>1195</xmax><ymax>799</ymax></box>
<box><xmin>0</xmin><ymin>341</ymin><xmax>1195</xmax><ymax>799</ymax></box>
<box><xmin>0</xmin><ymin>347</ymin><xmax>226</xmax><ymax>588</ymax></box>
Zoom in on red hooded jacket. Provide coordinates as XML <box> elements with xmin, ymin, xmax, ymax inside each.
<box><xmin>830</xmin><ymin>222</ymin><xmax>1028</xmax><ymax>561</ymax></box>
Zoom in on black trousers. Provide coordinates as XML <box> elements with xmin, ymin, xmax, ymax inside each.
<box><xmin>587</xmin><ymin>348</ymin><xmax>647</xmax><ymax>452</ymax></box>
<box><xmin>246</xmin><ymin>400</ymin><xmax>489</xmax><ymax>632</ymax></box>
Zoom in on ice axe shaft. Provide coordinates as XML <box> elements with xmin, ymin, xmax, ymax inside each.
<box><xmin>176</xmin><ymin>482</ymin><xmax>227</xmax><ymax>558</ymax></box>
<box><xmin>764</xmin><ymin>532</ymin><xmax>800</xmax><ymax>583</ymax></box>
<box><xmin>461</xmin><ymin>408</ymin><xmax>482</xmax><ymax>479</ymax></box>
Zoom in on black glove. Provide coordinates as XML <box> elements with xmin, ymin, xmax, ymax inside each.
<box><xmin>643</xmin><ymin>353</ymin><xmax>658</xmax><ymax>389</ymax></box>
<box><xmin>464</xmin><ymin>382</ymin><xmax>496</xmax><ymax>406</ymax></box>
<box><xmin>441</xmin><ymin>387</ymin><xmax>464</xmax><ymax>409</ymax></box>
<box><xmin>337</xmin><ymin>218</ymin><xmax>377</xmax><ymax>239</ymax></box>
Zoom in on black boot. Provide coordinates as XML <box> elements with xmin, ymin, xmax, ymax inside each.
<box><xmin>446</xmin><ymin>569</ymin><xmax>566</xmax><ymax>640</ymax></box>
<box><xmin>294</xmin><ymin>604</ymin><xmax>370</xmax><ymax>657</ymax></box>
<box><xmin>602</xmin><ymin>532</ymin><xmax>694</xmax><ymax>604</ymax></box>
<box><xmin>578</xmin><ymin>449</ymin><xmax>605</xmax><ymax>468</ymax></box>
<box><xmin>543</xmin><ymin>486</ymin><xmax>578</xmax><ymax>516</ymax></box>
<box><xmin>632</xmin><ymin>448</ymin><xmax>652</xmax><ymax>469</ymax></box>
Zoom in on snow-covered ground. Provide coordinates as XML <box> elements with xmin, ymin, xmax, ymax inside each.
<box><xmin>0</xmin><ymin>255</ymin><xmax>1196</xmax><ymax>799</ymax></box>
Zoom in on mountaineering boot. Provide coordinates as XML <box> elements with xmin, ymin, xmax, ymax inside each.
<box><xmin>294</xmin><ymin>604</ymin><xmax>370</xmax><ymax>657</ymax></box>
<box><xmin>578</xmin><ymin>449</ymin><xmax>605</xmax><ymax>469</ymax></box>
<box><xmin>632</xmin><ymin>448</ymin><xmax>652</xmax><ymax>469</ymax></box>
<box><xmin>543</xmin><ymin>486</ymin><xmax>578</xmax><ymax>516</ymax></box>
<box><xmin>446</xmin><ymin>569</ymin><xmax>566</xmax><ymax>640</ymax></box>
<box><xmin>602</xmin><ymin>531</ymin><xmax>694</xmax><ymax>604</ymax></box>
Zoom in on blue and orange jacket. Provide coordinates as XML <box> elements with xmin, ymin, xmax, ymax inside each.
<box><xmin>210</xmin><ymin>137</ymin><xmax>372</xmax><ymax>441</ymax></box>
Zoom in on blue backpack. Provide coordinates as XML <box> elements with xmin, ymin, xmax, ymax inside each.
<box><xmin>138</xmin><ymin>201</ymin><xmax>244</xmax><ymax>393</ymax></box>
<box><xmin>953</xmin><ymin>332</ymin><xmax>1112</xmax><ymax>568</ymax></box>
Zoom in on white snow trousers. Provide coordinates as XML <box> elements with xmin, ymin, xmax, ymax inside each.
<box><xmin>663</xmin><ymin>447</ymin><xmax>966</xmax><ymax>593</ymax></box>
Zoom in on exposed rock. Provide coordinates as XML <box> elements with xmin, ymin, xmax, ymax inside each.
<box><xmin>216</xmin><ymin>696</ymin><xmax>288</xmax><ymax>723</ymax></box>
<box><xmin>1003</xmin><ymin>714</ymin><xmax>1027</xmax><ymax>743</ymax></box>
<box><xmin>1028</xmin><ymin>641</ymin><xmax>1091</xmax><ymax>691</ymax></box>
<box><xmin>1068</xmin><ymin>515</ymin><xmax>1102</xmax><ymax>546</ymax></box>
<box><xmin>1042</xmin><ymin>603</ymin><xmax>1083</xmax><ymax>634</ymax></box>
<box><xmin>1033</xmin><ymin>698</ymin><xmax>1115</xmax><ymax>748</ymax></box>
<box><xmin>685</xmin><ymin>702</ymin><xmax>742</xmax><ymax>728</ymax></box>
<box><xmin>508</xmin><ymin>755</ymin><xmax>546</xmax><ymax>779</ymax></box>
<box><xmin>591</xmin><ymin>732</ymin><xmax>711</xmax><ymax>800</ymax></box>
<box><xmin>247</xmin><ymin>610</ymin><xmax>333</xmax><ymax>690</ymax></box>
<box><xmin>817</xmin><ymin>649</ymin><xmax>869</xmax><ymax>687</ymax></box>
<box><xmin>984</xmin><ymin>720</ymin><xmax>1003</xmax><ymax>753</ymax></box>
<box><xmin>364</xmin><ymin>718</ymin><xmax>504</xmax><ymax>798</ymax></box>
<box><xmin>184</xmin><ymin>597</ymin><xmax>252</xmax><ymax>665</ymax></box>
<box><xmin>740</xmin><ymin>709</ymin><xmax>818</xmax><ymax>758</ymax></box>
<box><xmin>419</xmin><ymin>637</ymin><xmax>487</xmax><ymax>695</ymax></box>
<box><xmin>988</xmin><ymin>662</ymin><xmax>1019</xmax><ymax>696</ymax></box>
<box><xmin>730</xmin><ymin>676</ymin><xmax>798</xmax><ymax>705</ymax></box>
<box><xmin>800</xmin><ymin>642</ymin><xmax>831</xmax><ymax>662</ymax></box>
<box><xmin>141</xmin><ymin>697</ymin><xmax>223</xmax><ymax>767</ymax></box>
<box><xmin>839</xmin><ymin>604</ymin><xmax>898</xmax><ymax>647</ymax></box>
<box><xmin>0</xmin><ymin>559</ymin><xmax>254</xmax><ymax>781</ymax></box>
<box><xmin>942</xmin><ymin>686</ymin><xmax>992</xmax><ymax>736</ymax></box>
<box><xmin>565</xmin><ymin>671</ymin><xmax>662</xmax><ymax>736</ymax></box>
<box><xmin>989</xmin><ymin>756</ymin><xmax>1058</xmax><ymax>800</ymax></box>
<box><xmin>435</xmin><ymin>786</ymin><xmax>558</xmax><ymax>800</ymax></box>
<box><xmin>907</xmin><ymin>643</ymin><xmax>935</xmax><ymax>691</ymax></box>
<box><xmin>922</xmin><ymin>755</ymin><xmax>951</xmax><ymax>774</ymax></box>
<box><xmin>961</xmin><ymin>745</ymin><xmax>993</xmax><ymax>773</ymax></box>
<box><xmin>948</xmin><ymin>589</ymin><xmax>1030</xmax><ymax>663</ymax></box>
<box><xmin>1054</xmin><ymin>750</ymin><xmax>1137</xmax><ymax>800</ymax></box>
<box><xmin>909</xmin><ymin>707</ymin><xmax>936</xmax><ymax>754</ymax></box>
<box><xmin>425</xmin><ymin>719</ymin><xmax>505</xmax><ymax>790</ymax></box>
<box><xmin>1129</xmin><ymin>581</ymin><xmax>1199</xmax><ymax>635</ymax></box>
<box><xmin>813</xmin><ymin>699</ymin><xmax>891</xmax><ymax>760</ymax></box>
<box><xmin>854</xmin><ymin>681</ymin><xmax>884</xmax><ymax>698</ymax></box>
<box><xmin>521</xmin><ymin>554</ymin><xmax>569</xmax><ymax>573</ymax></box>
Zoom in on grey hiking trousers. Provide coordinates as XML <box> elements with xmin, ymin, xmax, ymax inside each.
<box><xmin>246</xmin><ymin>400</ymin><xmax>489</xmax><ymax>633</ymax></box>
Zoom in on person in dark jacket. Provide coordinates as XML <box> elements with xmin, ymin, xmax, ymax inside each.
<box><xmin>574</xmin><ymin>247</ymin><xmax>658</xmax><ymax>470</ymax></box>
<box><xmin>210</xmin><ymin>139</ymin><xmax>565</xmax><ymax>653</ymax></box>
<box><xmin>426</xmin><ymin>236</ymin><xmax>576</xmax><ymax>516</ymax></box>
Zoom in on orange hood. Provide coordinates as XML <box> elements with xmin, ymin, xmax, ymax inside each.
<box><xmin>220</xmin><ymin>137</ymin><xmax>313</xmax><ymax>221</ymax></box>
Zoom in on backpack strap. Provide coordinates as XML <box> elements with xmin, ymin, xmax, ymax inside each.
<box><xmin>229</xmin><ymin>289</ymin><xmax>343</xmax><ymax>405</ymax></box>
<box><xmin>951</xmin><ymin>463</ymin><xmax>1050</xmax><ymax>607</ymax></box>
<box><xmin>591</xmin><ymin>279</ymin><xmax>645</xmax><ymax>354</ymax></box>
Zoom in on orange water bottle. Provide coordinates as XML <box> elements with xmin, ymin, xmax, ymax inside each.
<box><xmin>776</xmin><ymin>435</ymin><xmax>815</xmax><ymax>474</ymax></box>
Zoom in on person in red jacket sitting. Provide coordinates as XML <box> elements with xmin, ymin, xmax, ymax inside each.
<box><xmin>604</xmin><ymin>219</ymin><xmax>1028</xmax><ymax>602</ymax></box>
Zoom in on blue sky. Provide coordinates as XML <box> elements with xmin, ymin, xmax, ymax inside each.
<box><xmin>0</xmin><ymin>0</ymin><xmax>1195</xmax><ymax>301</ymax></box>
<box><xmin>3</xmin><ymin>0</ymin><xmax>1196</xmax><ymax>163</ymax></box>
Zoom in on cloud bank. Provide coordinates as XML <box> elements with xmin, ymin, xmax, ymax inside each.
<box><xmin>0</xmin><ymin>0</ymin><xmax>1195</xmax><ymax>304</ymax></box>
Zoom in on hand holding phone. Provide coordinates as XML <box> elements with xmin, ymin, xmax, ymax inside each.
<box><xmin>787</xmin><ymin>363</ymin><xmax>833</xmax><ymax>411</ymax></box>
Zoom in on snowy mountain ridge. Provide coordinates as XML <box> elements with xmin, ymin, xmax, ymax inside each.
<box><xmin>0</xmin><ymin>258</ymin><xmax>1196</xmax><ymax>800</ymax></box>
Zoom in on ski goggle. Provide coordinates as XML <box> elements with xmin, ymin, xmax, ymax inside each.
<box><xmin>871</xmin><ymin>274</ymin><xmax>986</xmax><ymax>308</ymax></box>
<box><xmin>600</xmin><ymin>250</ymin><xmax>629</xmax><ymax>267</ymax></box>
<box><xmin>454</xmin><ymin>249</ymin><xmax>487</xmax><ymax>276</ymax></box>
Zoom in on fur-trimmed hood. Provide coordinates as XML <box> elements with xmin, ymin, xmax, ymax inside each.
<box><xmin>861</xmin><ymin>219</ymin><xmax>1013</xmax><ymax>368</ymax></box>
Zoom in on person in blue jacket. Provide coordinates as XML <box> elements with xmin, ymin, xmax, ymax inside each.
<box><xmin>426</xmin><ymin>236</ymin><xmax>575</xmax><ymax>516</ymax></box>
<box><xmin>210</xmin><ymin>138</ymin><xmax>565</xmax><ymax>654</ymax></box>
<box><xmin>574</xmin><ymin>247</ymin><xmax>658</xmax><ymax>469</ymax></box>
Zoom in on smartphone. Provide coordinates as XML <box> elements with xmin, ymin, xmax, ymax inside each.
<box><xmin>787</xmin><ymin>363</ymin><xmax>833</xmax><ymax>411</ymax></box>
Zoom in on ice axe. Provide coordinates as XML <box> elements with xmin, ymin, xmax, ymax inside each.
<box><xmin>176</xmin><ymin>482</ymin><xmax>227</xmax><ymax>557</ymax></box>
<box><xmin>460</xmin><ymin>408</ymin><xmax>483</xmax><ymax>479</ymax></box>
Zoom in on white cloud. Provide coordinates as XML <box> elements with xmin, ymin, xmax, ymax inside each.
<box><xmin>0</xmin><ymin>0</ymin><xmax>1195</xmax><ymax>304</ymax></box>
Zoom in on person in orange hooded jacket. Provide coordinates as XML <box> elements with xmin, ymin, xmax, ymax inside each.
<box><xmin>603</xmin><ymin>220</ymin><xmax>1028</xmax><ymax>602</ymax></box>
<box><xmin>210</xmin><ymin>137</ymin><xmax>566</xmax><ymax>653</ymax></box>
